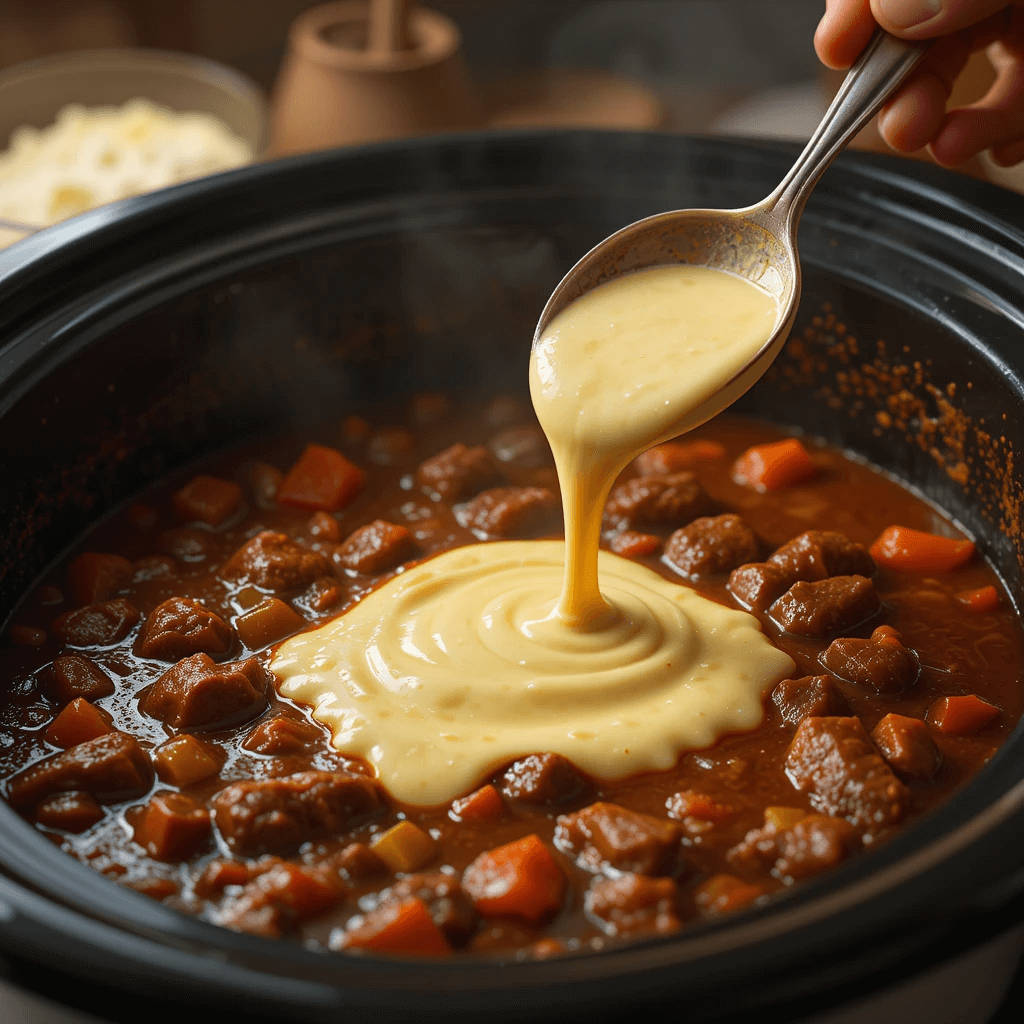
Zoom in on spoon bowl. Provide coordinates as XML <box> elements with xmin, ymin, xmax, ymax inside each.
<box><xmin>533</xmin><ymin>30</ymin><xmax>929</xmax><ymax>438</ymax></box>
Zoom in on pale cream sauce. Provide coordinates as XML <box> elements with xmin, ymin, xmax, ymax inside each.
<box><xmin>272</xmin><ymin>265</ymin><xmax>794</xmax><ymax>806</ymax></box>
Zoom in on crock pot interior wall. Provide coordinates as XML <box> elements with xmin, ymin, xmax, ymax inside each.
<box><xmin>2</xmin><ymin>133</ymin><xmax>1024</xmax><ymax>1022</ymax></box>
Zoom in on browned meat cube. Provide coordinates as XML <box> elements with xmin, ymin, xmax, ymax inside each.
<box><xmin>67</xmin><ymin>552</ymin><xmax>133</xmax><ymax>605</ymax></box>
<box><xmin>132</xmin><ymin>555</ymin><xmax>177</xmax><ymax>582</ymax></box>
<box><xmin>458</xmin><ymin>487</ymin><xmax>560</xmax><ymax>539</ymax></box>
<box><xmin>52</xmin><ymin>598</ymin><xmax>140</xmax><ymax>647</ymax></box>
<box><xmin>250</xmin><ymin>462</ymin><xmax>283</xmax><ymax>510</ymax></box>
<box><xmin>6</xmin><ymin>731</ymin><xmax>153</xmax><ymax>809</ymax></box>
<box><xmin>34</xmin><ymin>791</ymin><xmax>105</xmax><ymax>833</ymax></box>
<box><xmin>871</xmin><ymin>713</ymin><xmax>942</xmax><ymax>781</ymax></box>
<box><xmin>771</xmin><ymin>675</ymin><xmax>849</xmax><ymax>726</ymax></box>
<box><xmin>135</xmin><ymin>597</ymin><xmax>235</xmax><ymax>662</ymax></box>
<box><xmin>159</xmin><ymin>527</ymin><xmax>211</xmax><ymax>563</ymax></box>
<box><xmin>727</xmin><ymin>561</ymin><xmax>793</xmax><ymax>612</ymax></box>
<box><xmin>133</xmin><ymin>791</ymin><xmax>212</xmax><ymax>861</ymax></box>
<box><xmin>785</xmin><ymin>716</ymin><xmax>911</xmax><ymax>831</ymax></box>
<box><xmin>820</xmin><ymin>627</ymin><xmax>918</xmax><ymax>694</ymax></box>
<box><xmin>488</xmin><ymin>425</ymin><xmax>553</xmax><ymax>469</ymax></box>
<box><xmin>43</xmin><ymin>654</ymin><xmax>116</xmax><ymax>705</ymax></box>
<box><xmin>768</xmin><ymin>531</ymin><xmax>875</xmax><ymax>581</ymax></box>
<box><xmin>408</xmin><ymin>392</ymin><xmax>451</xmax><ymax>428</ymax></box>
<box><xmin>217</xmin><ymin>861</ymin><xmax>343</xmax><ymax>938</ymax></box>
<box><xmin>770</xmin><ymin>576</ymin><xmax>880</xmax><ymax>638</ymax></box>
<box><xmin>334</xmin><ymin>520</ymin><xmax>416</xmax><ymax>574</ymax></box>
<box><xmin>367</xmin><ymin>427</ymin><xmax>415</xmax><ymax>466</ymax></box>
<box><xmin>242</xmin><ymin>715</ymin><xmax>323</xmax><ymax>756</ymax></box>
<box><xmin>501</xmin><ymin>753</ymin><xmax>589</xmax><ymax>806</ymax></box>
<box><xmin>382</xmin><ymin>872</ymin><xmax>477</xmax><ymax>946</ymax></box>
<box><xmin>585</xmin><ymin>873</ymin><xmax>680</xmax><ymax>937</ymax></box>
<box><xmin>416</xmin><ymin>443</ymin><xmax>505</xmax><ymax>502</ymax></box>
<box><xmin>336</xmin><ymin>841</ymin><xmax>388</xmax><ymax>880</ymax></box>
<box><xmin>220</xmin><ymin>530</ymin><xmax>330</xmax><ymax>592</ymax></box>
<box><xmin>211</xmin><ymin>771</ymin><xmax>382</xmax><ymax>855</ymax></box>
<box><xmin>173</xmin><ymin>475</ymin><xmax>243</xmax><ymax>528</ymax></box>
<box><xmin>554</xmin><ymin>802</ymin><xmax>681</xmax><ymax>875</ymax></box>
<box><xmin>664</xmin><ymin>514</ymin><xmax>759</xmax><ymax>579</ymax></box>
<box><xmin>728</xmin><ymin>813</ymin><xmax>860</xmax><ymax>881</ymax></box>
<box><xmin>608</xmin><ymin>531</ymin><xmax>661</xmax><ymax>557</ymax></box>
<box><xmin>604</xmin><ymin>472</ymin><xmax>711</xmax><ymax>531</ymax></box>
<box><xmin>138</xmin><ymin>653</ymin><xmax>270</xmax><ymax>731</ymax></box>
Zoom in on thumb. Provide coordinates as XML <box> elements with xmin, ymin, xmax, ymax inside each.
<box><xmin>870</xmin><ymin>0</ymin><xmax>1013</xmax><ymax>37</ymax></box>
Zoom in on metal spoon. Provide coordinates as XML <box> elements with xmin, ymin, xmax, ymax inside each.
<box><xmin>533</xmin><ymin>30</ymin><xmax>929</xmax><ymax>435</ymax></box>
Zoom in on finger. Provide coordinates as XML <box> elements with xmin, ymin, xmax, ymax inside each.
<box><xmin>877</xmin><ymin>33</ymin><xmax>971</xmax><ymax>149</ymax></box>
<box><xmin>869</xmin><ymin>0</ymin><xmax>1017</xmax><ymax>38</ymax></box>
<box><xmin>929</xmin><ymin>37</ymin><xmax>1024</xmax><ymax>164</ymax></box>
<box><xmin>816</xmin><ymin>0</ymin><xmax>877</xmax><ymax>68</ymax></box>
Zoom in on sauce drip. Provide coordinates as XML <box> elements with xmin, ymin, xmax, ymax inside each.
<box><xmin>272</xmin><ymin>265</ymin><xmax>793</xmax><ymax>805</ymax></box>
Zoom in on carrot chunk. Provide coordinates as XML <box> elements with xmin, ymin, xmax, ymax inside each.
<box><xmin>694</xmin><ymin>874</ymin><xmax>765</xmax><ymax>917</ymax></box>
<box><xmin>277</xmin><ymin>443</ymin><xmax>366</xmax><ymax>512</ymax></box>
<box><xmin>955</xmin><ymin>585</ymin><xmax>999</xmax><ymax>613</ymax></box>
<box><xmin>929</xmin><ymin>694</ymin><xmax>1000</xmax><ymax>735</ymax></box>
<box><xmin>68</xmin><ymin>552</ymin><xmax>133</xmax><ymax>605</ymax></box>
<box><xmin>665</xmin><ymin>790</ymin><xmax>735</xmax><ymax>823</ymax></box>
<box><xmin>340</xmin><ymin>896</ymin><xmax>450</xmax><ymax>955</ymax></box>
<box><xmin>173</xmin><ymin>475</ymin><xmax>244</xmax><ymax>528</ymax></box>
<box><xmin>731</xmin><ymin>438</ymin><xmax>815</xmax><ymax>491</ymax></box>
<box><xmin>152</xmin><ymin>734</ymin><xmax>221</xmax><ymax>787</ymax></box>
<box><xmin>450</xmin><ymin>784</ymin><xmax>504</xmax><ymax>822</ymax></box>
<box><xmin>235</xmin><ymin>598</ymin><xmax>306</xmax><ymax>650</ymax></box>
<box><xmin>869</xmin><ymin>525</ymin><xmax>975</xmax><ymax>573</ymax></box>
<box><xmin>462</xmin><ymin>834</ymin><xmax>566</xmax><ymax>924</ymax></box>
<box><xmin>44</xmin><ymin>697</ymin><xmax>114</xmax><ymax>749</ymax></box>
<box><xmin>608</xmin><ymin>531</ymin><xmax>661</xmax><ymax>558</ymax></box>
<box><xmin>133</xmin><ymin>791</ymin><xmax>211</xmax><ymax>861</ymax></box>
<box><xmin>634</xmin><ymin>440</ymin><xmax>726</xmax><ymax>475</ymax></box>
<box><xmin>371</xmin><ymin>820</ymin><xmax>437</xmax><ymax>873</ymax></box>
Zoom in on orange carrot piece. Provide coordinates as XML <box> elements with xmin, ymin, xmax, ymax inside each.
<box><xmin>634</xmin><ymin>440</ymin><xmax>727</xmax><ymax>476</ymax></box>
<box><xmin>929</xmin><ymin>694</ymin><xmax>1000</xmax><ymax>735</ymax></box>
<box><xmin>694</xmin><ymin>874</ymin><xmax>765</xmax><ymax>917</ymax></box>
<box><xmin>173</xmin><ymin>475</ymin><xmax>243</xmax><ymax>528</ymax></box>
<box><xmin>450</xmin><ymin>783</ymin><xmax>504</xmax><ymax>822</ymax></box>
<box><xmin>152</xmin><ymin>734</ymin><xmax>221</xmax><ymax>787</ymax></box>
<box><xmin>731</xmin><ymin>438</ymin><xmax>815</xmax><ymax>491</ymax></box>
<box><xmin>44</xmin><ymin>697</ymin><xmax>114</xmax><ymax>749</ymax></box>
<box><xmin>277</xmin><ymin>443</ymin><xmax>366</xmax><ymax>512</ymax></box>
<box><xmin>666</xmin><ymin>789</ymin><xmax>735</xmax><ymax>823</ymax></box>
<box><xmin>608</xmin><ymin>531</ymin><xmax>661</xmax><ymax>558</ymax></box>
<box><xmin>869</xmin><ymin>525</ymin><xmax>974</xmax><ymax>573</ymax></box>
<box><xmin>955</xmin><ymin>585</ymin><xmax>999</xmax><ymax>613</ymax></box>
<box><xmin>133</xmin><ymin>791</ymin><xmax>211</xmax><ymax>861</ymax></box>
<box><xmin>462</xmin><ymin>834</ymin><xmax>566</xmax><ymax>924</ymax></box>
<box><xmin>340</xmin><ymin>897</ymin><xmax>450</xmax><ymax>955</ymax></box>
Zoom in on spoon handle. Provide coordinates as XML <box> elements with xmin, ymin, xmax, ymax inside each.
<box><xmin>763</xmin><ymin>30</ymin><xmax>929</xmax><ymax>228</ymax></box>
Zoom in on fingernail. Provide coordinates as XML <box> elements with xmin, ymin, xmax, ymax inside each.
<box><xmin>876</xmin><ymin>0</ymin><xmax>942</xmax><ymax>29</ymax></box>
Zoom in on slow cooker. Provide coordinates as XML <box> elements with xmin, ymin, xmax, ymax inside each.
<box><xmin>1</xmin><ymin>132</ymin><xmax>1024</xmax><ymax>1023</ymax></box>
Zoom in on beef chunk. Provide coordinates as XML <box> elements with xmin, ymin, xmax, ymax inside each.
<box><xmin>138</xmin><ymin>653</ymin><xmax>270</xmax><ymax>731</ymax></box>
<box><xmin>34</xmin><ymin>790</ymin><xmax>105</xmax><ymax>833</ymax></box>
<box><xmin>212</xmin><ymin>771</ymin><xmax>382</xmax><ymax>855</ymax></box>
<box><xmin>820</xmin><ymin>627</ymin><xmax>918</xmax><ymax>694</ymax></box>
<box><xmin>871</xmin><ymin>713</ymin><xmax>942</xmax><ymax>781</ymax></box>
<box><xmin>785</xmin><ymin>716</ymin><xmax>911</xmax><ymax>832</ymax></box>
<box><xmin>604</xmin><ymin>472</ymin><xmax>711</xmax><ymax>531</ymax></box>
<box><xmin>382</xmin><ymin>873</ymin><xmax>477</xmax><ymax>946</ymax></box>
<box><xmin>408</xmin><ymin>392</ymin><xmax>451</xmax><ymax>428</ymax></box>
<box><xmin>501</xmin><ymin>753</ymin><xmax>589</xmax><ymax>806</ymax></box>
<box><xmin>771</xmin><ymin>675</ymin><xmax>849</xmax><ymax>726</ymax></box>
<box><xmin>457</xmin><ymin>487</ymin><xmax>560</xmax><ymax>538</ymax></box>
<box><xmin>173</xmin><ymin>475</ymin><xmax>243</xmax><ymax>528</ymax></box>
<box><xmin>220</xmin><ymin>530</ymin><xmax>330</xmax><ymax>592</ymax></box>
<box><xmin>416</xmin><ymin>443</ymin><xmax>505</xmax><ymax>502</ymax></box>
<box><xmin>727</xmin><ymin>561</ymin><xmax>793</xmax><ymax>612</ymax></box>
<box><xmin>6</xmin><ymin>731</ymin><xmax>152</xmax><ymax>809</ymax></box>
<box><xmin>42</xmin><ymin>654</ymin><xmax>116</xmax><ymax>705</ymax></box>
<box><xmin>488</xmin><ymin>425</ymin><xmax>553</xmax><ymax>469</ymax></box>
<box><xmin>67</xmin><ymin>552</ymin><xmax>133</xmax><ymax>605</ymax></box>
<box><xmin>728</xmin><ymin>813</ymin><xmax>860</xmax><ymax>881</ymax></box>
<box><xmin>159</xmin><ymin>527</ymin><xmax>210</xmax><ymax>563</ymax></box>
<box><xmin>768</xmin><ymin>531</ymin><xmax>875</xmax><ymax>581</ymax></box>
<box><xmin>242</xmin><ymin>715</ymin><xmax>323</xmax><ymax>756</ymax></box>
<box><xmin>664</xmin><ymin>514</ymin><xmax>759</xmax><ymax>579</ymax></box>
<box><xmin>769</xmin><ymin>576</ymin><xmax>880</xmax><ymax>638</ymax></box>
<box><xmin>554</xmin><ymin>802</ymin><xmax>681</xmax><ymax>875</ymax></box>
<box><xmin>52</xmin><ymin>598</ymin><xmax>140</xmax><ymax>647</ymax></box>
<box><xmin>135</xmin><ymin>597</ymin><xmax>235</xmax><ymax>661</ymax></box>
<box><xmin>585</xmin><ymin>873</ymin><xmax>680</xmax><ymax>937</ymax></box>
<box><xmin>334</xmin><ymin>520</ymin><xmax>416</xmax><ymax>574</ymax></box>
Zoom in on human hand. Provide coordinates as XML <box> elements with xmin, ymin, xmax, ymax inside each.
<box><xmin>815</xmin><ymin>0</ymin><xmax>1024</xmax><ymax>166</ymax></box>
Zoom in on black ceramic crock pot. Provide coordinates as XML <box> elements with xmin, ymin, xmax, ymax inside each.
<box><xmin>1</xmin><ymin>132</ymin><xmax>1024</xmax><ymax>1024</ymax></box>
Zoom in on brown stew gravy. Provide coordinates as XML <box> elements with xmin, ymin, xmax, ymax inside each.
<box><xmin>0</xmin><ymin>399</ymin><xmax>1020</xmax><ymax>956</ymax></box>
